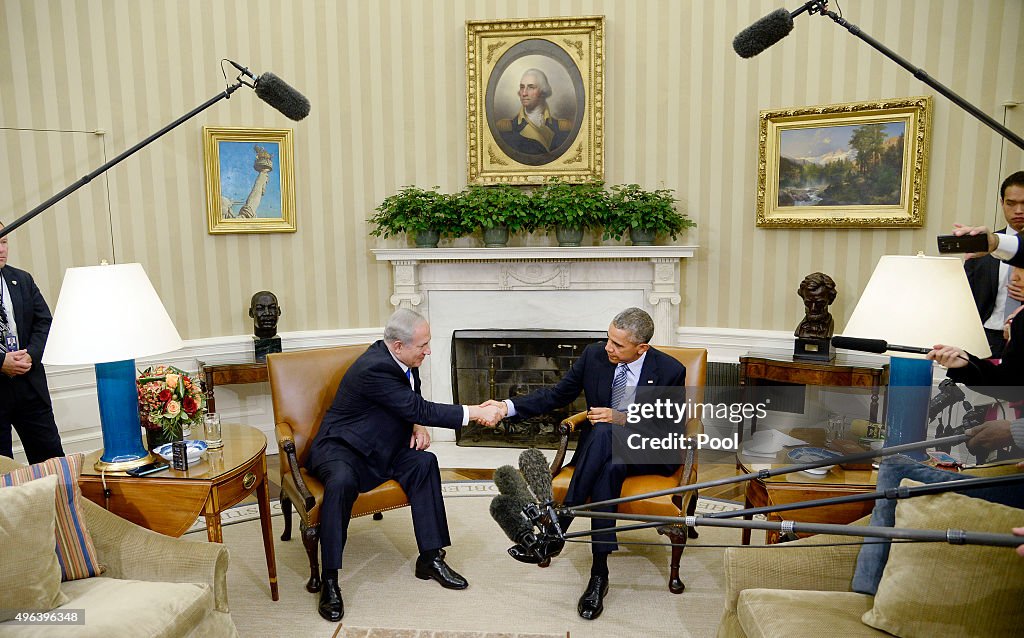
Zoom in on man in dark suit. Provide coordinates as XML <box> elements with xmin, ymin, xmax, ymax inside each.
<box><xmin>306</xmin><ymin>308</ymin><xmax>503</xmax><ymax>622</ymax></box>
<box><xmin>489</xmin><ymin>307</ymin><xmax>687</xmax><ymax>620</ymax></box>
<box><xmin>0</xmin><ymin>224</ymin><xmax>64</xmax><ymax>463</ymax></box>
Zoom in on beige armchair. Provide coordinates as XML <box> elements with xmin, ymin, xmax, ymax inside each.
<box><xmin>550</xmin><ymin>346</ymin><xmax>708</xmax><ymax>593</ymax></box>
<box><xmin>0</xmin><ymin>455</ymin><xmax>236</xmax><ymax>637</ymax></box>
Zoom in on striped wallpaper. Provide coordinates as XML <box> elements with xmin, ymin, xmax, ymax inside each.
<box><xmin>2</xmin><ymin>0</ymin><xmax>1022</xmax><ymax>340</ymax></box>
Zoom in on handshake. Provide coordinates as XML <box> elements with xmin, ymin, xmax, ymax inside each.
<box><xmin>468</xmin><ymin>399</ymin><xmax>509</xmax><ymax>427</ymax></box>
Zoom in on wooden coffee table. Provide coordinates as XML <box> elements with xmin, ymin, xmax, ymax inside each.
<box><xmin>79</xmin><ymin>423</ymin><xmax>279</xmax><ymax>600</ymax></box>
<box><xmin>737</xmin><ymin>428</ymin><xmax>878</xmax><ymax>545</ymax></box>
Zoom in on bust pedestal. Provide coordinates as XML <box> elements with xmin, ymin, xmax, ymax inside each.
<box><xmin>794</xmin><ymin>336</ymin><xmax>835</xmax><ymax>362</ymax></box>
<box><xmin>253</xmin><ymin>336</ymin><xmax>282</xmax><ymax>362</ymax></box>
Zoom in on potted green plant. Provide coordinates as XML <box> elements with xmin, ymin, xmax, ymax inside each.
<box><xmin>368</xmin><ymin>186</ymin><xmax>463</xmax><ymax>247</ymax></box>
<box><xmin>532</xmin><ymin>180</ymin><xmax>609</xmax><ymax>247</ymax></box>
<box><xmin>604</xmin><ymin>184</ymin><xmax>695</xmax><ymax>246</ymax></box>
<box><xmin>454</xmin><ymin>184</ymin><xmax>535</xmax><ymax>247</ymax></box>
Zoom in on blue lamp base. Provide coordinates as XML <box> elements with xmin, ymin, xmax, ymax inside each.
<box><xmin>94</xmin><ymin>359</ymin><xmax>154</xmax><ymax>471</ymax></box>
<box><xmin>884</xmin><ymin>356</ymin><xmax>933</xmax><ymax>461</ymax></box>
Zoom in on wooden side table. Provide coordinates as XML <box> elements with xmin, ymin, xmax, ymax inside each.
<box><xmin>198</xmin><ymin>360</ymin><xmax>269</xmax><ymax>414</ymax></box>
<box><xmin>78</xmin><ymin>423</ymin><xmax>279</xmax><ymax>600</ymax></box>
<box><xmin>739</xmin><ymin>351</ymin><xmax>889</xmax><ymax>440</ymax></box>
<box><xmin>737</xmin><ymin>427</ymin><xmax>878</xmax><ymax>545</ymax></box>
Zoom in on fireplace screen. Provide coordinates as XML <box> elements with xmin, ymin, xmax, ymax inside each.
<box><xmin>452</xmin><ymin>329</ymin><xmax>607</xmax><ymax>449</ymax></box>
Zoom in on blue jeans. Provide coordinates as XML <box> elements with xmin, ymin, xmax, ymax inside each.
<box><xmin>851</xmin><ymin>455</ymin><xmax>1024</xmax><ymax>595</ymax></box>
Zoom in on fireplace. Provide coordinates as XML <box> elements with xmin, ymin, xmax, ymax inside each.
<box><xmin>452</xmin><ymin>329</ymin><xmax>606</xmax><ymax>448</ymax></box>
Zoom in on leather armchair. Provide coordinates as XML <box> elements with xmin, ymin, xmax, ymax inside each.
<box><xmin>267</xmin><ymin>345</ymin><xmax>410</xmax><ymax>593</ymax></box>
<box><xmin>549</xmin><ymin>346</ymin><xmax>708</xmax><ymax>593</ymax></box>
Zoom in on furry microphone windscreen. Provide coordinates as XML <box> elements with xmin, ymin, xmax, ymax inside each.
<box><xmin>254</xmin><ymin>72</ymin><xmax>311</xmax><ymax>121</ymax></box>
<box><xmin>494</xmin><ymin>465</ymin><xmax>536</xmax><ymax>504</ymax></box>
<box><xmin>732</xmin><ymin>8</ymin><xmax>795</xmax><ymax>58</ymax></box>
<box><xmin>518</xmin><ymin>448</ymin><xmax>553</xmax><ymax>503</ymax></box>
<box><xmin>489</xmin><ymin>494</ymin><xmax>534</xmax><ymax>543</ymax></box>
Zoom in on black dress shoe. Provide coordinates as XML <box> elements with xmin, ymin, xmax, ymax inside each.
<box><xmin>577</xmin><ymin>575</ymin><xmax>609</xmax><ymax>620</ymax></box>
<box><xmin>317</xmin><ymin>576</ymin><xmax>344</xmax><ymax>622</ymax></box>
<box><xmin>415</xmin><ymin>550</ymin><xmax>469</xmax><ymax>589</ymax></box>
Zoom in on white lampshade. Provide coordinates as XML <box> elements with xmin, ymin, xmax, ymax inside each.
<box><xmin>843</xmin><ymin>253</ymin><xmax>991</xmax><ymax>359</ymax></box>
<box><xmin>42</xmin><ymin>262</ymin><xmax>183</xmax><ymax>365</ymax></box>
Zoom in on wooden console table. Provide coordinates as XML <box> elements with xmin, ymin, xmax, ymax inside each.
<box><xmin>198</xmin><ymin>360</ymin><xmax>269</xmax><ymax>414</ymax></box>
<box><xmin>739</xmin><ymin>351</ymin><xmax>889</xmax><ymax>440</ymax></box>
<box><xmin>79</xmin><ymin>423</ymin><xmax>279</xmax><ymax>600</ymax></box>
<box><xmin>737</xmin><ymin>427</ymin><xmax>878</xmax><ymax>545</ymax></box>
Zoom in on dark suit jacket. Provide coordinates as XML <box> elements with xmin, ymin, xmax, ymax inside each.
<box><xmin>964</xmin><ymin>228</ymin><xmax>1006</xmax><ymax>322</ymax></box>
<box><xmin>309</xmin><ymin>340</ymin><xmax>463</xmax><ymax>470</ymax></box>
<box><xmin>511</xmin><ymin>342</ymin><xmax>687</xmax><ymax>454</ymax></box>
<box><xmin>0</xmin><ymin>265</ymin><xmax>53</xmax><ymax>400</ymax></box>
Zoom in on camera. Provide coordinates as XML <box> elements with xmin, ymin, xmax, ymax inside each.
<box><xmin>928</xmin><ymin>378</ymin><xmax>968</xmax><ymax>420</ymax></box>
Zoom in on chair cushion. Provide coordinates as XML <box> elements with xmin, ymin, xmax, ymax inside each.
<box><xmin>0</xmin><ymin>475</ymin><xmax>68</xmax><ymax>622</ymax></box>
<box><xmin>861</xmin><ymin>480</ymin><xmax>1024</xmax><ymax>637</ymax></box>
<box><xmin>553</xmin><ymin>467</ymin><xmax>689</xmax><ymax>517</ymax></box>
<box><xmin>352</xmin><ymin>479</ymin><xmax>410</xmax><ymax>518</ymax></box>
<box><xmin>0</xmin><ymin>453</ymin><xmax>101</xmax><ymax>581</ymax></box>
<box><xmin>737</xmin><ymin>589</ymin><xmax>887</xmax><ymax>638</ymax></box>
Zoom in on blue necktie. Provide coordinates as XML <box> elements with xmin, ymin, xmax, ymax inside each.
<box><xmin>406</xmin><ymin>368</ymin><xmax>414</xmax><ymax>389</ymax></box>
<box><xmin>610</xmin><ymin>364</ymin><xmax>629</xmax><ymax>410</ymax></box>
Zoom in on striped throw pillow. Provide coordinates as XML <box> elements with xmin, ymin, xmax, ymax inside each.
<box><xmin>0</xmin><ymin>453</ymin><xmax>102</xmax><ymax>581</ymax></box>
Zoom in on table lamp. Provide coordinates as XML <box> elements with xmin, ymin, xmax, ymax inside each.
<box><xmin>840</xmin><ymin>253</ymin><xmax>990</xmax><ymax>460</ymax></box>
<box><xmin>42</xmin><ymin>262</ymin><xmax>184</xmax><ymax>471</ymax></box>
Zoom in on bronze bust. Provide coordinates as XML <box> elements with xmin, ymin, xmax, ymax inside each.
<box><xmin>795</xmin><ymin>273</ymin><xmax>837</xmax><ymax>339</ymax></box>
<box><xmin>249</xmin><ymin>291</ymin><xmax>282</xmax><ymax>361</ymax></box>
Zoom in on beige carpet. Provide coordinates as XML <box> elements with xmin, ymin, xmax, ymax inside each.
<box><xmin>219</xmin><ymin>495</ymin><xmax>753</xmax><ymax>638</ymax></box>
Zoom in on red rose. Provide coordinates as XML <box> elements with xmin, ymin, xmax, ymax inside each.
<box><xmin>182</xmin><ymin>397</ymin><xmax>198</xmax><ymax>415</ymax></box>
<box><xmin>158</xmin><ymin>389</ymin><xmax>172</xmax><ymax>402</ymax></box>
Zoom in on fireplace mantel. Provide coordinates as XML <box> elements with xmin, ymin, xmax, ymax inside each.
<box><xmin>373</xmin><ymin>245</ymin><xmax>697</xmax><ymax>443</ymax></box>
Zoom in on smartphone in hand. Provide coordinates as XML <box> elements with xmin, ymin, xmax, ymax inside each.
<box><xmin>937</xmin><ymin>233</ymin><xmax>990</xmax><ymax>254</ymax></box>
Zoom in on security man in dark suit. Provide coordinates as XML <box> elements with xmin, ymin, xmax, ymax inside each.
<box><xmin>488</xmin><ymin>307</ymin><xmax>687</xmax><ymax>620</ymax></box>
<box><xmin>0</xmin><ymin>223</ymin><xmax>65</xmax><ymax>463</ymax></box>
<box><xmin>964</xmin><ymin>171</ymin><xmax>1024</xmax><ymax>358</ymax></box>
<box><xmin>306</xmin><ymin>308</ymin><xmax>504</xmax><ymax>622</ymax></box>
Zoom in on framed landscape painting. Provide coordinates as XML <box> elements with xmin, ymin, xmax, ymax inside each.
<box><xmin>204</xmin><ymin>126</ymin><xmax>296</xmax><ymax>234</ymax></box>
<box><xmin>466</xmin><ymin>16</ymin><xmax>605</xmax><ymax>184</ymax></box>
<box><xmin>756</xmin><ymin>96</ymin><xmax>932</xmax><ymax>228</ymax></box>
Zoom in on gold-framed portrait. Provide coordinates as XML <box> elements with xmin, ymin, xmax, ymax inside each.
<box><xmin>203</xmin><ymin>126</ymin><xmax>297</xmax><ymax>234</ymax></box>
<box><xmin>756</xmin><ymin>96</ymin><xmax>932</xmax><ymax>228</ymax></box>
<box><xmin>467</xmin><ymin>16</ymin><xmax>605</xmax><ymax>184</ymax></box>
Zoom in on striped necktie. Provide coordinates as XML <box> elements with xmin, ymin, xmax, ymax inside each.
<box><xmin>610</xmin><ymin>363</ymin><xmax>629</xmax><ymax>410</ymax></box>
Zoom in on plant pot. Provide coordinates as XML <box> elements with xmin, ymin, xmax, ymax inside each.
<box><xmin>413</xmin><ymin>229</ymin><xmax>441</xmax><ymax>248</ymax></box>
<box><xmin>482</xmin><ymin>225</ymin><xmax>510</xmax><ymax>247</ymax></box>
<box><xmin>629</xmin><ymin>227</ymin><xmax>656</xmax><ymax>246</ymax></box>
<box><xmin>555</xmin><ymin>226</ymin><xmax>584</xmax><ymax>247</ymax></box>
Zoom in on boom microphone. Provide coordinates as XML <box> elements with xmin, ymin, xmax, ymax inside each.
<box><xmin>493</xmin><ymin>465</ymin><xmax>536</xmax><ymax>504</ymax></box>
<box><xmin>489</xmin><ymin>494</ymin><xmax>537</xmax><ymax>546</ymax></box>
<box><xmin>254</xmin><ymin>72</ymin><xmax>311</xmax><ymax>121</ymax></box>
<box><xmin>831</xmin><ymin>335</ymin><xmax>932</xmax><ymax>355</ymax></box>
<box><xmin>518</xmin><ymin>448</ymin><xmax>553</xmax><ymax>504</ymax></box>
<box><xmin>732</xmin><ymin>8</ymin><xmax>793</xmax><ymax>58</ymax></box>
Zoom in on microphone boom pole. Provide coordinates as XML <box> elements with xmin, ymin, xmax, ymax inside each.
<box><xmin>812</xmin><ymin>5</ymin><xmax>1024</xmax><ymax>151</ymax></box>
<box><xmin>1</xmin><ymin>80</ymin><xmax>246</xmax><ymax>240</ymax></box>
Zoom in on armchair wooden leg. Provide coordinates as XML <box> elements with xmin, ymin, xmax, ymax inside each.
<box><xmin>657</xmin><ymin>525</ymin><xmax>687</xmax><ymax>594</ymax></box>
<box><xmin>280</xmin><ymin>495</ymin><xmax>293</xmax><ymax>541</ymax></box>
<box><xmin>300</xmin><ymin>523</ymin><xmax>322</xmax><ymax>593</ymax></box>
<box><xmin>685</xmin><ymin>491</ymin><xmax>700</xmax><ymax>539</ymax></box>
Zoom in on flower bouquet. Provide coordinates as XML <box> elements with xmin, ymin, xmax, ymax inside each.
<box><xmin>137</xmin><ymin>365</ymin><xmax>206</xmax><ymax>448</ymax></box>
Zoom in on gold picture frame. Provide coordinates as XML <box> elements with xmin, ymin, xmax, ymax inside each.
<box><xmin>467</xmin><ymin>16</ymin><xmax>605</xmax><ymax>184</ymax></box>
<box><xmin>756</xmin><ymin>96</ymin><xmax>932</xmax><ymax>228</ymax></box>
<box><xmin>203</xmin><ymin>126</ymin><xmax>296</xmax><ymax>234</ymax></box>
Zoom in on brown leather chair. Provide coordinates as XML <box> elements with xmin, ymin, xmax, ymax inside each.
<box><xmin>267</xmin><ymin>345</ymin><xmax>410</xmax><ymax>593</ymax></box>
<box><xmin>549</xmin><ymin>346</ymin><xmax>708</xmax><ymax>593</ymax></box>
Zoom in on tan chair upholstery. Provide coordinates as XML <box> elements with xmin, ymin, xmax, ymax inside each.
<box><xmin>549</xmin><ymin>346</ymin><xmax>708</xmax><ymax>593</ymax></box>
<box><xmin>267</xmin><ymin>345</ymin><xmax>410</xmax><ymax>593</ymax></box>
